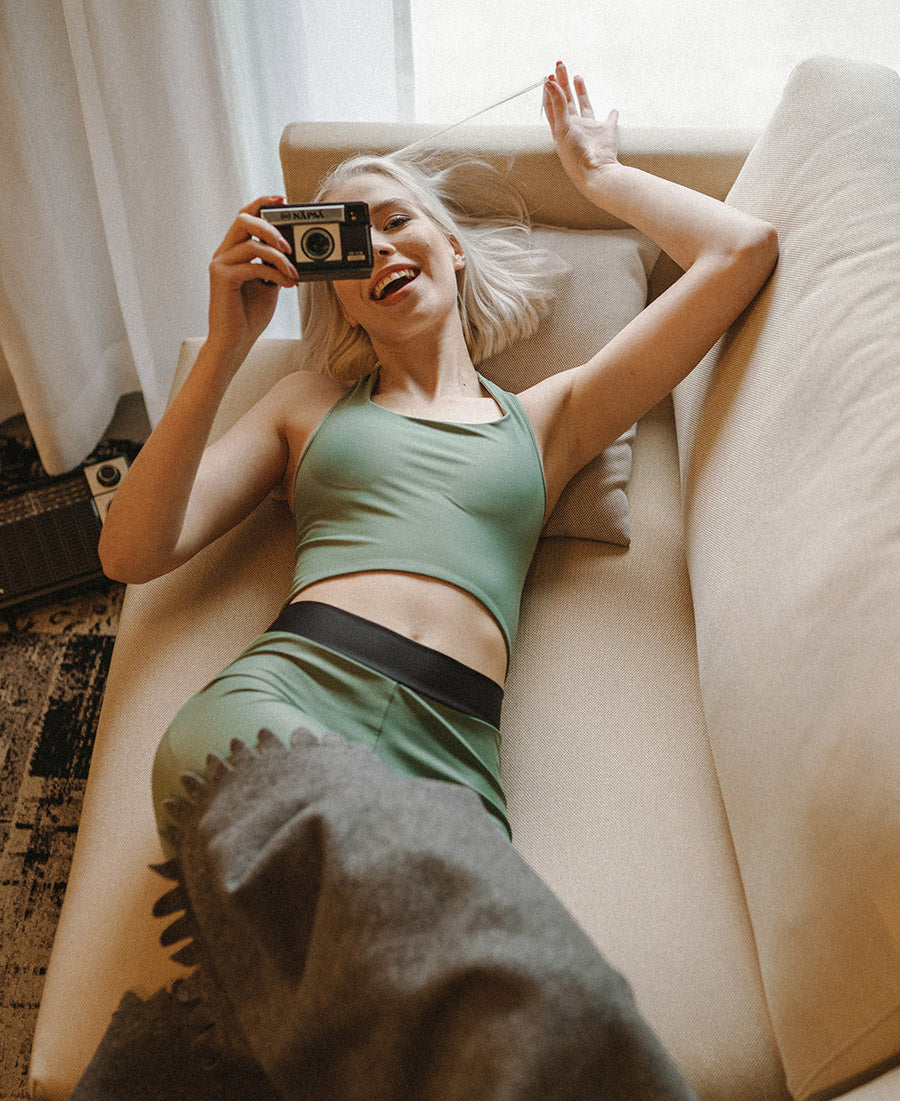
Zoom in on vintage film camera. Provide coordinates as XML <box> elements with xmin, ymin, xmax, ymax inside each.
<box><xmin>259</xmin><ymin>202</ymin><xmax>374</xmax><ymax>281</ymax></box>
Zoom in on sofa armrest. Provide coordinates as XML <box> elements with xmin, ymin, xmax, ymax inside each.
<box><xmin>673</xmin><ymin>56</ymin><xmax>900</xmax><ymax>1101</ymax></box>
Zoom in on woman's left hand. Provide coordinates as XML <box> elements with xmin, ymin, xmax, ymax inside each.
<box><xmin>544</xmin><ymin>62</ymin><xmax>619</xmax><ymax>192</ymax></box>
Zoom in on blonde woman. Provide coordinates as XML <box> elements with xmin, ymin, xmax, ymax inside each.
<box><xmin>100</xmin><ymin>64</ymin><xmax>777</xmax><ymax>852</ymax></box>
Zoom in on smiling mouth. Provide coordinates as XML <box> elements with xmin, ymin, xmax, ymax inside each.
<box><xmin>371</xmin><ymin>268</ymin><xmax>419</xmax><ymax>301</ymax></box>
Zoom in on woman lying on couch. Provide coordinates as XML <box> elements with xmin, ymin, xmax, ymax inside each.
<box><xmin>101</xmin><ymin>62</ymin><xmax>776</xmax><ymax>846</ymax></box>
<box><xmin>91</xmin><ymin>62</ymin><xmax>777</xmax><ymax>1099</ymax></box>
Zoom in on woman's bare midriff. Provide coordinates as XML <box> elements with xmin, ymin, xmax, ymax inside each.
<box><xmin>290</xmin><ymin>572</ymin><xmax>508</xmax><ymax>687</ymax></box>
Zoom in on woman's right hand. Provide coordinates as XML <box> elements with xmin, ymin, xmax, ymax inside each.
<box><xmin>207</xmin><ymin>196</ymin><xmax>300</xmax><ymax>351</ymax></box>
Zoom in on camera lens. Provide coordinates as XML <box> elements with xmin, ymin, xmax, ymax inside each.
<box><xmin>301</xmin><ymin>228</ymin><xmax>335</xmax><ymax>260</ymax></box>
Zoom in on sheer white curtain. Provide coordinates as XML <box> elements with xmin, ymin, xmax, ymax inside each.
<box><xmin>0</xmin><ymin>0</ymin><xmax>408</xmax><ymax>474</ymax></box>
<box><xmin>15</xmin><ymin>1</ymin><xmax>892</xmax><ymax>476</ymax></box>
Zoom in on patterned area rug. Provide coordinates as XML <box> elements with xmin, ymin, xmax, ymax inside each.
<box><xmin>0</xmin><ymin>583</ymin><xmax>124</xmax><ymax>1099</ymax></box>
<box><xmin>0</xmin><ymin>432</ymin><xmax>133</xmax><ymax>1099</ymax></box>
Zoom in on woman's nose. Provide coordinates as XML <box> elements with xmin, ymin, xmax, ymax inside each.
<box><xmin>370</xmin><ymin>230</ymin><xmax>396</xmax><ymax>256</ymax></box>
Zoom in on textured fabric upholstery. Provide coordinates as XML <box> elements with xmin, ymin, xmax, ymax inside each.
<box><xmin>31</xmin><ymin>61</ymin><xmax>900</xmax><ymax>1099</ymax></box>
<box><xmin>673</xmin><ymin>57</ymin><xmax>900</xmax><ymax>1100</ymax></box>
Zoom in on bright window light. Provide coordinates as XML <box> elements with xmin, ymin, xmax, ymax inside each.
<box><xmin>409</xmin><ymin>0</ymin><xmax>900</xmax><ymax>129</ymax></box>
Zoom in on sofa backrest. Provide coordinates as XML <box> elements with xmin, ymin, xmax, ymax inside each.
<box><xmin>279</xmin><ymin>119</ymin><xmax>756</xmax><ymax>229</ymax></box>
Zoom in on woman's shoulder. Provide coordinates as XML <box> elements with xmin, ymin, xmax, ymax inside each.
<box><xmin>274</xmin><ymin>367</ymin><xmax>350</xmax><ymax>401</ymax></box>
<box><xmin>267</xmin><ymin>368</ymin><xmax>352</xmax><ymax>426</ymax></box>
<box><xmin>268</xmin><ymin>369</ymin><xmax>360</xmax><ymax>501</ymax></box>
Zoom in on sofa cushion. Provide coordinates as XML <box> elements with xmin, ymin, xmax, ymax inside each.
<box><xmin>673</xmin><ymin>56</ymin><xmax>900</xmax><ymax>1101</ymax></box>
<box><xmin>505</xmin><ymin>397</ymin><xmax>790</xmax><ymax>1101</ymax></box>
<box><xmin>482</xmin><ymin>226</ymin><xmax>658</xmax><ymax>545</ymax></box>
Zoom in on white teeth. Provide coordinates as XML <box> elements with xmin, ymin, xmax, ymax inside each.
<box><xmin>372</xmin><ymin>268</ymin><xmax>417</xmax><ymax>300</ymax></box>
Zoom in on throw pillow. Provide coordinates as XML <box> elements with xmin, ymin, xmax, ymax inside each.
<box><xmin>482</xmin><ymin>226</ymin><xmax>659</xmax><ymax>545</ymax></box>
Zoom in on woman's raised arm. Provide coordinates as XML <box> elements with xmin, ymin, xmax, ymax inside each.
<box><xmin>523</xmin><ymin>63</ymin><xmax>778</xmax><ymax>508</ymax></box>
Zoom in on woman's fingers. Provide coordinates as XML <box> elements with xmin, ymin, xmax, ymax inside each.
<box><xmin>212</xmin><ymin>237</ymin><xmax>298</xmax><ymax>286</ymax></box>
<box><xmin>217</xmin><ymin>260</ymin><xmax>296</xmax><ymax>290</ymax></box>
<box><xmin>548</xmin><ymin>63</ymin><xmax>617</xmax><ymax>134</ymax></box>
<box><xmin>543</xmin><ymin>76</ymin><xmax>563</xmax><ymax>130</ymax></box>
<box><xmin>548</xmin><ymin>62</ymin><xmax>596</xmax><ymax>120</ymax></box>
<box><xmin>573</xmin><ymin>74</ymin><xmax>595</xmax><ymax>119</ymax></box>
<box><xmin>545</xmin><ymin>62</ymin><xmax>621</xmax><ymax>182</ymax></box>
<box><xmin>219</xmin><ymin>196</ymin><xmax>292</xmax><ymax>255</ymax></box>
<box><xmin>240</xmin><ymin>194</ymin><xmax>286</xmax><ymax>217</ymax></box>
<box><xmin>554</xmin><ymin>61</ymin><xmax>574</xmax><ymax>106</ymax></box>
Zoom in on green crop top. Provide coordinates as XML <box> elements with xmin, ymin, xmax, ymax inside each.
<box><xmin>289</xmin><ymin>370</ymin><xmax>546</xmax><ymax>658</ymax></box>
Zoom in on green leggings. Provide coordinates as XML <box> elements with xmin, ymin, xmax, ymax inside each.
<box><xmin>153</xmin><ymin>625</ymin><xmax>510</xmax><ymax>849</ymax></box>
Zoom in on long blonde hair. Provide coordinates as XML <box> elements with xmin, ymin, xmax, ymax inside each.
<box><xmin>297</xmin><ymin>153</ymin><xmax>560</xmax><ymax>380</ymax></box>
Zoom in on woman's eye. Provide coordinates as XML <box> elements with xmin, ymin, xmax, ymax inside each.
<box><xmin>383</xmin><ymin>213</ymin><xmax>410</xmax><ymax>231</ymax></box>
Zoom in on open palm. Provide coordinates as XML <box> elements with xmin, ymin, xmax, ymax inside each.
<box><xmin>544</xmin><ymin>62</ymin><xmax>619</xmax><ymax>186</ymax></box>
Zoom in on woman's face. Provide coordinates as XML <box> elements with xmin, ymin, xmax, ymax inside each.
<box><xmin>323</xmin><ymin>172</ymin><xmax>465</xmax><ymax>345</ymax></box>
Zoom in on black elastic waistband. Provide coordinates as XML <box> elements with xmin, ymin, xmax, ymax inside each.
<box><xmin>267</xmin><ymin>600</ymin><xmax>503</xmax><ymax>728</ymax></box>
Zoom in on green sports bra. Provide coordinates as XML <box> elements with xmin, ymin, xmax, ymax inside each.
<box><xmin>289</xmin><ymin>370</ymin><xmax>546</xmax><ymax>659</ymax></box>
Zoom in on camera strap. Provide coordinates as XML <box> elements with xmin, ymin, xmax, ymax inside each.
<box><xmin>393</xmin><ymin>79</ymin><xmax>547</xmax><ymax>157</ymax></box>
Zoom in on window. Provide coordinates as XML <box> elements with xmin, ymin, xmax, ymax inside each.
<box><xmin>408</xmin><ymin>0</ymin><xmax>900</xmax><ymax>128</ymax></box>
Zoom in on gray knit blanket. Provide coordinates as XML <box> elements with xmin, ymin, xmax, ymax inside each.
<box><xmin>74</xmin><ymin>728</ymin><xmax>696</xmax><ymax>1100</ymax></box>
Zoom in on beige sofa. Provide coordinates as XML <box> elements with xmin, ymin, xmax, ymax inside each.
<box><xmin>30</xmin><ymin>56</ymin><xmax>900</xmax><ymax>1100</ymax></box>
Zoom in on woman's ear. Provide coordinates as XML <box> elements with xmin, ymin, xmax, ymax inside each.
<box><xmin>448</xmin><ymin>234</ymin><xmax>465</xmax><ymax>271</ymax></box>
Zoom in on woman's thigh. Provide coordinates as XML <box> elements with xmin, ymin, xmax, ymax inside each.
<box><xmin>151</xmin><ymin>630</ymin><xmax>510</xmax><ymax>846</ymax></box>
<box><xmin>151</xmin><ymin>633</ymin><xmax>390</xmax><ymax>836</ymax></box>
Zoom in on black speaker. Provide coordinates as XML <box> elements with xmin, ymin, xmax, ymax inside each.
<box><xmin>0</xmin><ymin>456</ymin><xmax>128</xmax><ymax>610</ymax></box>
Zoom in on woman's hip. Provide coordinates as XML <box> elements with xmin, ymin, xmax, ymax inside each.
<box><xmin>153</xmin><ymin>614</ymin><xmax>509</xmax><ymax>844</ymax></box>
